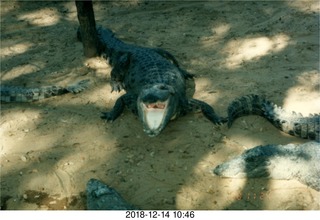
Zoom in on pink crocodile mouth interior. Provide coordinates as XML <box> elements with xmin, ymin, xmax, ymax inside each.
<box><xmin>143</xmin><ymin>101</ymin><xmax>168</xmax><ymax>131</ymax></box>
<box><xmin>146</xmin><ymin>102</ymin><xmax>166</xmax><ymax>109</ymax></box>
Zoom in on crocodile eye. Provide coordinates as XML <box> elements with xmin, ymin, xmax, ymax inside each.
<box><xmin>156</xmin><ymin>84</ymin><xmax>175</xmax><ymax>94</ymax></box>
<box><xmin>158</xmin><ymin>85</ymin><xmax>167</xmax><ymax>90</ymax></box>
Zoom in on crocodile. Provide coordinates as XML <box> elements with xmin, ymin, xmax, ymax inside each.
<box><xmin>94</xmin><ymin>27</ymin><xmax>225</xmax><ymax>136</ymax></box>
<box><xmin>86</xmin><ymin>178</ymin><xmax>137</xmax><ymax>210</ymax></box>
<box><xmin>227</xmin><ymin>94</ymin><xmax>319</xmax><ymax>141</ymax></box>
<box><xmin>213</xmin><ymin>94</ymin><xmax>320</xmax><ymax>191</ymax></box>
<box><xmin>85</xmin><ymin>95</ymin><xmax>320</xmax><ymax>210</ymax></box>
<box><xmin>213</xmin><ymin>142</ymin><xmax>320</xmax><ymax>191</ymax></box>
<box><xmin>0</xmin><ymin>79</ymin><xmax>90</xmax><ymax>102</ymax></box>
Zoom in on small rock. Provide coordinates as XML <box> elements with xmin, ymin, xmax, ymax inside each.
<box><xmin>28</xmin><ymin>169</ymin><xmax>38</xmax><ymax>174</ymax></box>
<box><xmin>20</xmin><ymin>155</ymin><xmax>28</xmax><ymax>162</ymax></box>
<box><xmin>64</xmin><ymin>161</ymin><xmax>74</xmax><ymax>166</ymax></box>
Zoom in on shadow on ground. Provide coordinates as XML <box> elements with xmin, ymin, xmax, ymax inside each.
<box><xmin>1</xmin><ymin>1</ymin><xmax>319</xmax><ymax>210</ymax></box>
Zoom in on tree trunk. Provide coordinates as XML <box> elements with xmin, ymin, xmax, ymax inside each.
<box><xmin>75</xmin><ymin>0</ymin><xmax>99</xmax><ymax>58</ymax></box>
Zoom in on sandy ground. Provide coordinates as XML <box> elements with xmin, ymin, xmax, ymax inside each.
<box><xmin>1</xmin><ymin>1</ymin><xmax>319</xmax><ymax>210</ymax></box>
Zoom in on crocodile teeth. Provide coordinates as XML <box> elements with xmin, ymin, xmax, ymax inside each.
<box><xmin>146</xmin><ymin>102</ymin><xmax>166</xmax><ymax>109</ymax></box>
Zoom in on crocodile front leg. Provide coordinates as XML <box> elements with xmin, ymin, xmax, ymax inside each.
<box><xmin>187</xmin><ymin>98</ymin><xmax>227</xmax><ymax>125</ymax></box>
<box><xmin>101</xmin><ymin>93</ymin><xmax>137</xmax><ymax>122</ymax></box>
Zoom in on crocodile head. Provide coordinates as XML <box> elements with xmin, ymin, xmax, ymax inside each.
<box><xmin>137</xmin><ymin>84</ymin><xmax>179</xmax><ymax>137</ymax></box>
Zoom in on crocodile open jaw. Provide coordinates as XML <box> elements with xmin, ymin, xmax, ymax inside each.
<box><xmin>143</xmin><ymin>101</ymin><xmax>168</xmax><ymax>132</ymax></box>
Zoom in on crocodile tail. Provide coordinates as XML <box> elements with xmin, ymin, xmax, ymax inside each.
<box><xmin>227</xmin><ymin>94</ymin><xmax>320</xmax><ymax>142</ymax></box>
<box><xmin>1</xmin><ymin>86</ymin><xmax>67</xmax><ymax>102</ymax></box>
<box><xmin>227</xmin><ymin>94</ymin><xmax>266</xmax><ymax>127</ymax></box>
<box><xmin>262</xmin><ymin>101</ymin><xmax>320</xmax><ymax>141</ymax></box>
<box><xmin>1</xmin><ymin>80</ymin><xmax>89</xmax><ymax>103</ymax></box>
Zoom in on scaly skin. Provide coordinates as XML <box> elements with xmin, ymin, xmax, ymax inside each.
<box><xmin>86</xmin><ymin>178</ymin><xmax>137</xmax><ymax>210</ymax></box>
<box><xmin>213</xmin><ymin>142</ymin><xmax>320</xmax><ymax>191</ymax></box>
<box><xmin>95</xmin><ymin>27</ymin><xmax>224</xmax><ymax>136</ymax></box>
<box><xmin>1</xmin><ymin>80</ymin><xmax>90</xmax><ymax>103</ymax></box>
<box><xmin>227</xmin><ymin>94</ymin><xmax>320</xmax><ymax>142</ymax></box>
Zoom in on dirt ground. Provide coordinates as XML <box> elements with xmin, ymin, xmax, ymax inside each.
<box><xmin>1</xmin><ymin>1</ymin><xmax>319</xmax><ymax>210</ymax></box>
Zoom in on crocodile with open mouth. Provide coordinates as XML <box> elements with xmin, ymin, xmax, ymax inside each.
<box><xmin>94</xmin><ymin>27</ymin><xmax>225</xmax><ymax>136</ymax></box>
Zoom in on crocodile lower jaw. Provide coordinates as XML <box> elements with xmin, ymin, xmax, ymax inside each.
<box><xmin>143</xmin><ymin>100</ymin><xmax>168</xmax><ymax>133</ymax></box>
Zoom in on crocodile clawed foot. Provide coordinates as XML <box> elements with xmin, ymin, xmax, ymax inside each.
<box><xmin>101</xmin><ymin>112</ymin><xmax>115</xmax><ymax>122</ymax></box>
<box><xmin>179</xmin><ymin>68</ymin><xmax>194</xmax><ymax>79</ymax></box>
<box><xmin>220</xmin><ymin>117</ymin><xmax>229</xmax><ymax>124</ymax></box>
<box><xmin>111</xmin><ymin>81</ymin><xmax>124</xmax><ymax>93</ymax></box>
<box><xmin>66</xmin><ymin>79</ymin><xmax>90</xmax><ymax>93</ymax></box>
<box><xmin>213</xmin><ymin>116</ymin><xmax>228</xmax><ymax>125</ymax></box>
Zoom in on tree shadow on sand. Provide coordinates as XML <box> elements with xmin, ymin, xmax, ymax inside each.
<box><xmin>1</xmin><ymin>1</ymin><xmax>319</xmax><ymax>210</ymax></box>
